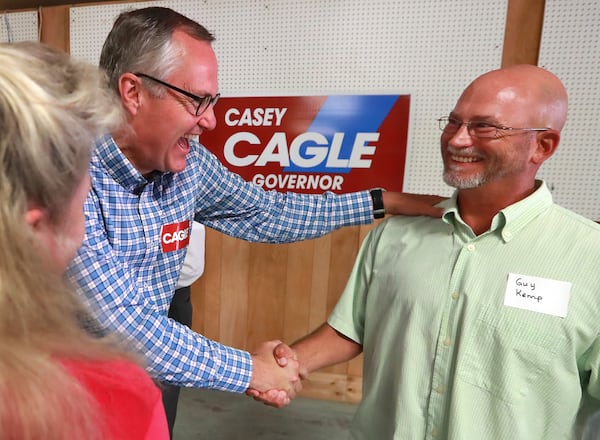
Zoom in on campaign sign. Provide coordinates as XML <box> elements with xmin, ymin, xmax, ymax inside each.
<box><xmin>200</xmin><ymin>95</ymin><xmax>410</xmax><ymax>194</ymax></box>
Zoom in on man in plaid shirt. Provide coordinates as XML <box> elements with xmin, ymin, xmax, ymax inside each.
<box><xmin>66</xmin><ymin>7</ymin><xmax>442</xmax><ymax>436</ymax></box>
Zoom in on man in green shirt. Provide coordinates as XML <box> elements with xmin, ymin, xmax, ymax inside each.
<box><xmin>251</xmin><ymin>64</ymin><xmax>600</xmax><ymax>439</ymax></box>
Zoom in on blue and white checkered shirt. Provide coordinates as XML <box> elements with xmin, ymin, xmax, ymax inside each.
<box><xmin>66</xmin><ymin>134</ymin><xmax>373</xmax><ymax>391</ymax></box>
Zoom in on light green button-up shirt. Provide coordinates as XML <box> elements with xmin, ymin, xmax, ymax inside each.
<box><xmin>329</xmin><ymin>181</ymin><xmax>600</xmax><ymax>439</ymax></box>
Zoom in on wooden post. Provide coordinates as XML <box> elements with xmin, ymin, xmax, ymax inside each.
<box><xmin>502</xmin><ymin>0</ymin><xmax>546</xmax><ymax>66</ymax></box>
<box><xmin>39</xmin><ymin>6</ymin><xmax>69</xmax><ymax>52</ymax></box>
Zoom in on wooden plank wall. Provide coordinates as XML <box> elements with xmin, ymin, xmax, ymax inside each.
<box><xmin>35</xmin><ymin>0</ymin><xmax>545</xmax><ymax>403</ymax></box>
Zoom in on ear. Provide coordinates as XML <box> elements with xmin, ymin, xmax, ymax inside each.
<box><xmin>24</xmin><ymin>205</ymin><xmax>58</xmax><ymax>267</ymax></box>
<box><xmin>118</xmin><ymin>72</ymin><xmax>143</xmax><ymax>116</ymax></box>
<box><xmin>531</xmin><ymin>130</ymin><xmax>560</xmax><ymax>165</ymax></box>
<box><xmin>24</xmin><ymin>205</ymin><xmax>55</xmax><ymax>249</ymax></box>
<box><xmin>24</xmin><ymin>205</ymin><xmax>47</xmax><ymax>229</ymax></box>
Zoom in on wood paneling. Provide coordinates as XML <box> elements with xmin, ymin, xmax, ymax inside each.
<box><xmin>191</xmin><ymin>226</ymin><xmax>372</xmax><ymax>403</ymax></box>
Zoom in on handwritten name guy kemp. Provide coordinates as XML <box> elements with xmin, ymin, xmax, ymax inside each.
<box><xmin>513</xmin><ymin>277</ymin><xmax>543</xmax><ymax>303</ymax></box>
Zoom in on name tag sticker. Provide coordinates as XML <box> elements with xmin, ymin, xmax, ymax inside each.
<box><xmin>160</xmin><ymin>220</ymin><xmax>191</xmax><ymax>253</ymax></box>
<box><xmin>504</xmin><ymin>273</ymin><xmax>571</xmax><ymax>318</ymax></box>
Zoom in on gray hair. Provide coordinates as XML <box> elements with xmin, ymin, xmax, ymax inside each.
<box><xmin>99</xmin><ymin>6</ymin><xmax>215</xmax><ymax>96</ymax></box>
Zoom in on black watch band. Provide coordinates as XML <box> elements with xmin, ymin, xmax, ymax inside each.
<box><xmin>370</xmin><ymin>188</ymin><xmax>385</xmax><ymax>219</ymax></box>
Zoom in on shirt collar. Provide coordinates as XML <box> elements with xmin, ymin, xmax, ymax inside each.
<box><xmin>441</xmin><ymin>180</ymin><xmax>553</xmax><ymax>242</ymax></box>
<box><xmin>94</xmin><ymin>134</ymin><xmax>160</xmax><ymax>193</ymax></box>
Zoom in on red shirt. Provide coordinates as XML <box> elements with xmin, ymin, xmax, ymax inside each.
<box><xmin>61</xmin><ymin>358</ymin><xmax>168</xmax><ymax>440</ymax></box>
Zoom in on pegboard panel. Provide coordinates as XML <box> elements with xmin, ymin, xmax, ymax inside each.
<box><xmin>0</xmin><ymin>10</ymin><xmax>38</xmax><ymax>42</ymax></box>
<box><xmin>70</xmin><ymin>0</ymin><xmax>506</xmax><ymax>198</ymax></box>
<box><xmin>70</xmin><ymin>1</ymin><xmax>162</xmax><ymax>62</ymax></box>
<box><xmin>538</xmin><ymin>1</ymin><xmax>599</xmax><ymax>220</ymax></box>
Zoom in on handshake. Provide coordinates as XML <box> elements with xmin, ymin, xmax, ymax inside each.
<box><xmin>245</xmin><ymin>340</ymin><xmax>305</xmax><ymax>408</ymax></box>
<box><xmin>244</xmin><ymin>324</ymin><xmax>362</xmax><ymax>407</ymax></box>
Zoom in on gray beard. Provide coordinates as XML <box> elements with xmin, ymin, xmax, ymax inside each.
<box><xmin>443</xmin><ymin>170</ymin><xmax>485</xmax><ymax>189</ymax></box>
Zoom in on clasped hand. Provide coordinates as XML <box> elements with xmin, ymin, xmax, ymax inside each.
<box><xmin>247</xmin><ymin>341</ymin><xmax>304</xmax><ymax>408</ymax></box>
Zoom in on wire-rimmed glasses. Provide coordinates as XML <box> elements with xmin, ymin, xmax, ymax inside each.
<box><xmin>135</xmin><ymin>72</ymin><xmax>220</xmax><ymax>117</ymax></box>
<box><xmin>437</xmin><ymin>116</ymin><xmax>549</xmax><ymax>139</ymax></box>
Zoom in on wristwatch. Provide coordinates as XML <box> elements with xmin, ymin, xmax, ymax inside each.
<box><xmin>370</xmin><ymin>188</ymin><xmax>386</xmax><ymax>219</ymax></box>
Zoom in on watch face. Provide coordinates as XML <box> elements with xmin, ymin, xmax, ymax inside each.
<box><xmin>370</xmin><ymin>189</ymin><xmax>385</xmax><ymax>218</ymax></box>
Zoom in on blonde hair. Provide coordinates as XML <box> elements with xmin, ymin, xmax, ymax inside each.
<box><xmin>0</xmin><ymin>42</ymin><xmax>129</xmax><ymax>439</ymax></box>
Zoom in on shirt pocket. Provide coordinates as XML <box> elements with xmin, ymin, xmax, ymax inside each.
<box><xmin>456</xmin><ymin>310</ymin><xmax>564</xmax><ymax>404</ymax></box>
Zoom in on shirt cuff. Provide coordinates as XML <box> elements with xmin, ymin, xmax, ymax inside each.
<box><xmin>212</xmin><ymin>346</ymin><xmax>253</xmax><ymax>393</ymax></box>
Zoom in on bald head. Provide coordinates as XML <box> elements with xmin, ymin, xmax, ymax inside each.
<box><xmin>460</xmin><ymin>64</ymin><xmax>568</xmax><ymax>131</ymax></box>
<box><xmin>442</xmin><ymin>65</ymin><xmax>568</xmax><ymax>193</ymax></box>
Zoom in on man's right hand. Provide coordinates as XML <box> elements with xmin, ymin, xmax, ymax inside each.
<box><xmin>248</xmin><ymin>340</ymin><xmax>301</xmax><ymax>407</ymax></box>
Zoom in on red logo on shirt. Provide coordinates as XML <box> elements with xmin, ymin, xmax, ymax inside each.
<box><xmin>161</xmin><ymin>220</ymin><xmax>191</xmax><ymax>253</ymax></box>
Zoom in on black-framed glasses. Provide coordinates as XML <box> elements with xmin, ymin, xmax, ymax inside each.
<box><xmin>437</xmin><ymin>116</ymin><xmax>549</xmax><ymax>139</ymax></box>
<box><xmin>135</xmin><ymin>72</ymin><xmax>220</xmax><ymax>117</ymax></box>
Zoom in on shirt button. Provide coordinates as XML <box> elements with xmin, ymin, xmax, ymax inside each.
<box><xmin>432</xmin><ymin>427</ymin><xmax>440</xmax><ymax>438</ymax></box>
<box><xmin>451</xmin><ymin>291</ymin><xmax>460</xmax><ymax>299</ymax></box>
<box><xmin>443</xmin><ymin>338</ymin><xmax>452</xmax><ymax>347</ymax></box>
<box><xmin>467</xmin><ymin>244</ymin><xmax>475</xmax><ymax>251</ymax></box>
<box><xmin>435</xmin><ymin>385</ymin><xmax>446</xmax><ymax>394</ymax></box>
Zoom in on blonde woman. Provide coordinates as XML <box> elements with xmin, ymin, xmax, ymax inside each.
<box><xmin>0</xmin><ymin>42</ymin><xmax>168</xmax><ymax>440</ymax></box>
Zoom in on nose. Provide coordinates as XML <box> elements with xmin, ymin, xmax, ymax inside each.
<box><xmin>197</xmin><ymin>105</ymin><xmax>217</xmax><ymax>131</ymax></box>
<box><xmin>445</xmin><ymin>122</ymin><xmax>473</xmax><ymax>147</ymax></box>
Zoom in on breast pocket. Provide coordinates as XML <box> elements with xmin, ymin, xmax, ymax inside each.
<box><xmin>456</xmin><ymin>309</ymin><xmax>564</xmax><ymax>404</ymax></box>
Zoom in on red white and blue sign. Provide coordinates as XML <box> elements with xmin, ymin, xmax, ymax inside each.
<box><xmin>200</xmin><ymin>95</ymin><xmax>410</xmax><ymax>194</ymax></box>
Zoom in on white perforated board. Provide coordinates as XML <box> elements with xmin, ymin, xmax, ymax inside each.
<box><xmin>0</xmin><ymin>10</ymin><xmax>38</xmax><ymax>42</ymax></box>
<box><xmin>70</xmin><ymin>0</ymin><xmax>507</xmax><ymax>201</ymax></box>
<box><xmin>538</xmin><ymin>0</ymin><xmax>599</xmax><ymax>220</ymax></box>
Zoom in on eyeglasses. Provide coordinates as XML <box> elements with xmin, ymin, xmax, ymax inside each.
<box><xmin>437</xmin><ymin>116</ymin><xmax>549</xmax><ymax>139</ymax></box>
<box><xmin>135</xmin><ymin>73</ymin><xmax>220</xmax><ymax>117</ymax></box>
